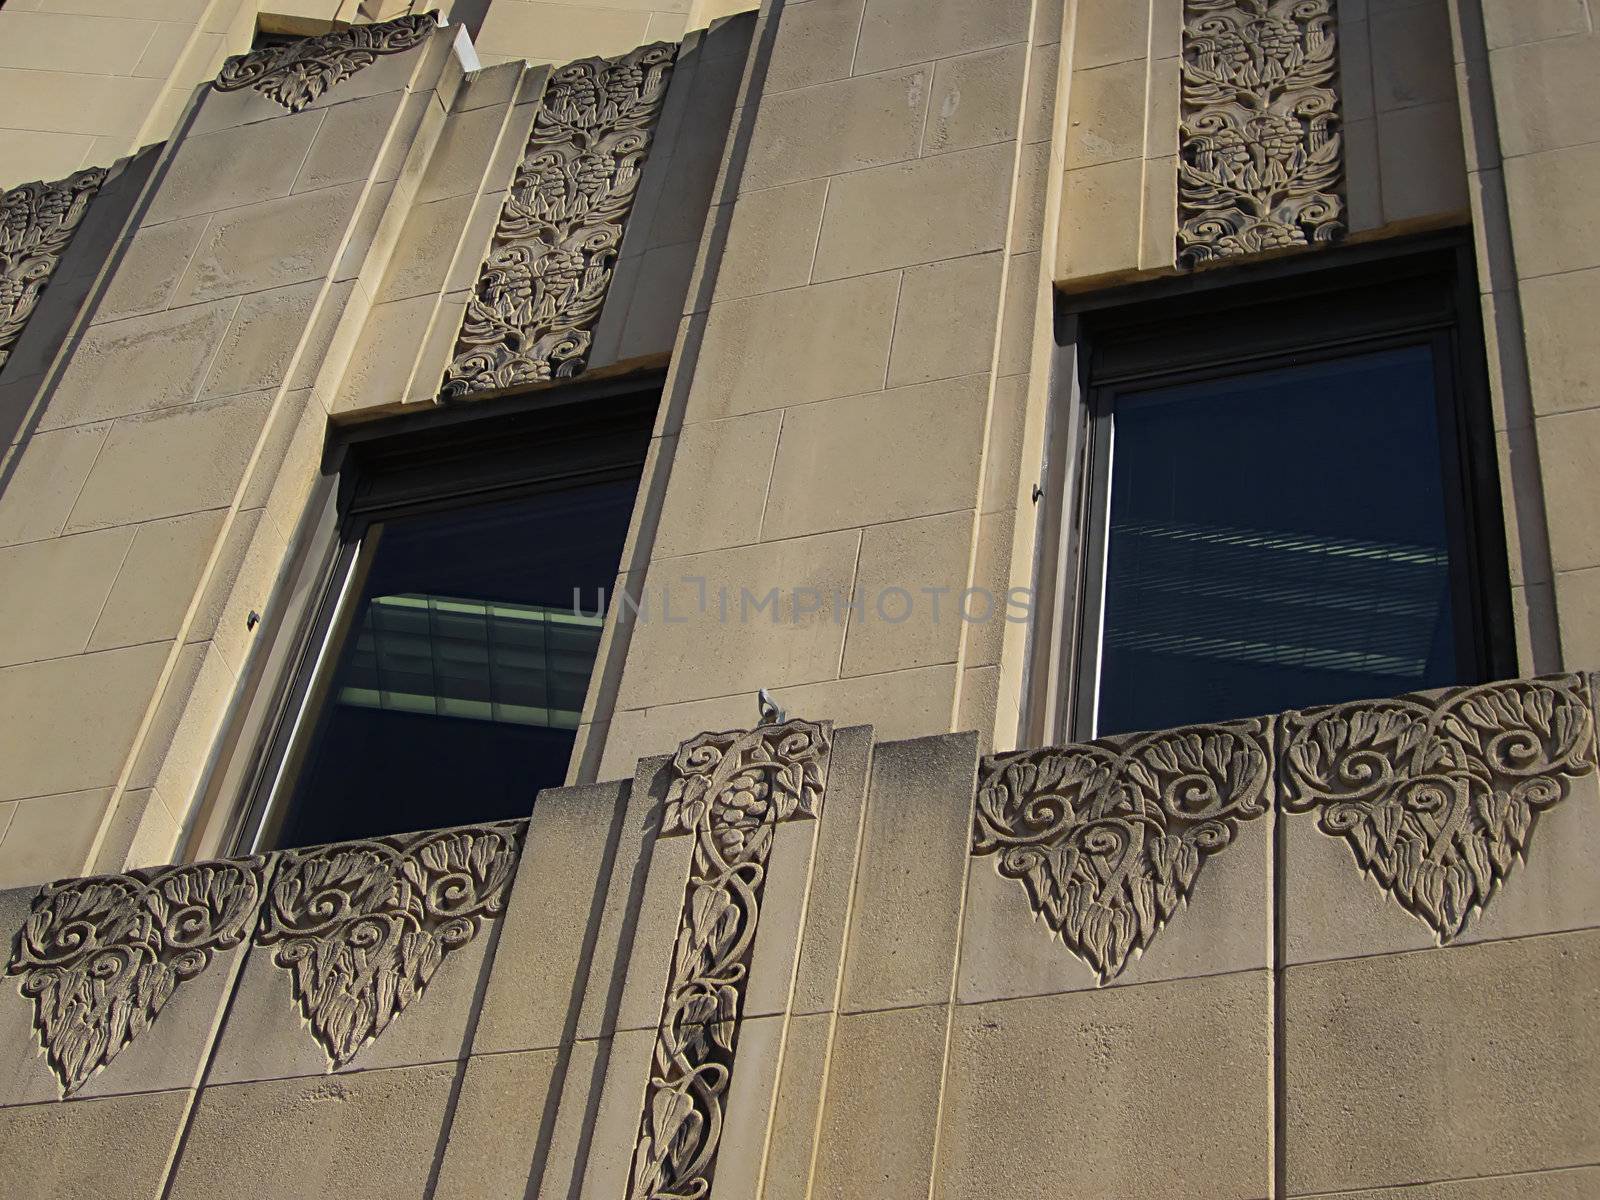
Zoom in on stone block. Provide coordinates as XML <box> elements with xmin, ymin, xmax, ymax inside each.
<box><xmin>529</xmin><ymin>1035</ymin><xmax>606</xmax><ymax>1199</ymax></box>
<box><xmin>1556</xmin><ymin>568</ymin><xmax>1600</xmax><ymax>668</ymax></box>
<box><xmin>713</xmin><ymin>177</ymin><xmax>828</xmax><ymax>300</ymax></box>
<box><xmin>1056</xmin><ymin>157</ymin><xmax>1143</xmax><ymax>283</ymax></box>
<box><xmin>415</xmin><ymin>92</ymin><xmax>510</xmax><ymax>204</ymax></box>
<box><xmin>742</xmin><ymin>65</ymin><xmax>930</xmax><ymax>191</ymax></box>
<box><xmin>936</xmin><ymin>972</ymin><xmax>1271</xmax><ymax>1199</ymax></box>
<box><xmin>1481</xmin><ymin>0</ymin><xmax>1590</xmax><ymax>50</ymax></box>
<box><xmin>0</xmin><ymin>527</ymin><xmax>134</xmax><ymax>667</ymax></box>
<box><xmin>0</xmin><ymin>1087</ymin><xmax>190</xmax><ymax>1200</ymax></box>
<box><xmin>475</xmin><ymin>780</ymin><xmax>632</xmax><ymax>1055</ymax></box>
<box><xmin>1503</xmin><ymin>142</ymin><xmax>1600</xmax><ymax>278</ymax></box>
<box><xmin>886</xmin><ymin>250</ymin><xmax>1004</xmax><ymax>387</ymax></box>
<box><xmin>709</xmin><ymin>1013</ymin><xmax>786</xmax><ymax>1197</ymax></box>
<box><xmin>997</xmin><ymin>249</ymin><xmax>1041</xmax><ymax>374</ymax></box>
<box><xmin>1073</xmin><ymin>0</ymin><xmax>1150</xmax><ymax>69</ymax></box>
<box><xmin>853</xmin><ymin>0</ymin><xmax>1029</xmax><ymax>76</ymax></box>
<box><xmin>1492</xmin><ymin>34</ymin><xmax>1600</xmax><ymax>159</ymax></box>
<box><xmin>1371</xmin><ymin>1</ymin><xmax>1457</xmax><ymax>112</ymax></box>
<box><xmin>432</xmin><ymin>1047</ymin><xmax>562</xmax><ymax>1200</ymax></box>
<box><xmin>0</xmin><ymin>643</ymin><xmax>168</xmax><ymax>804</ymax></box>
<box><xmin>759</xmin><ymin>1014</ymin><xmax>833</xmax><ymax>1198</ymax></box>
<box><xmin>765</xmin><ymin>0</ymin><xmax>865</xmax><ymax>94</ymax></box>
<box><xmin>1283</xmin><ymin>931</ymin><xmax>1600</xmax><ymax>1194</ymax></box>
<box><xmin>761</xmin><ymin>374</ymin><xmax>989</xmax><ymax>541</ymax></box>
<box><xmin>0</xmin><ymin>423</ymin><xmax>110</xmax><ymax>548</ymax></box>
<box><xmin>1377</xmin><ymin>99</ymin><xmax>1470</xmax><ymax>223</ymax></box>
<box><xmin>924</xmin><ymin>42</ymin><xmax>1026</xmax><ymax>157</ymax></box>
<box><xmin>95</xmin><ymin>216</ymin><xmax>211</xmax><ymax>324</ymax></box>
<box><xmin>475</xmin><ymin>1</ymin><xmax>653</xmax><ymax>66</ymax></box>
<box><xmin>172</xmin><ymin>183</ymin><xmax>362</xmax><ymax>305</ymax></box>
<box><xmin>615</xmin><ymin>240</ymin><xmax>699</xmax><ymax>361</ymax></box>
<box><xmin>1295</xmin><ymin>1167</ymin><xmax>1600</xmax><ymax>1198</ymax></box>
<box><xmin>740</xmin><ymin>818</ymin><xmax>822</xmax><ymax>1019</ymax></box>
<box><xmin>575</xmin><ymin>1022</ymin><xmax>658</xmax><ymax>1197</ymax></box>
<box><xmin>330</xmin><ymin>291</ymin><xmax>434</xmax><ymax>414</ymax></box>
<box><xmin>202</xmin><ymin>283</ymin><xmax>330</xmax><ymax>399</ymax></box>
<box><xmin>40</xmin><ymin>299</ymin><xmax>239</xmax><ymax>431</ymax></box>
<box><xmin>981</xmin><ymin>372</ymin><xmax>1030</xmax><ymax>514</ymax></box>
<box><xmin>0</xmin><ymin>789</ymin><xmax>109</xmax><ymax>890</ymax></box>
<box><xmin>1345</xmin><ymin>117</ymin><xmax>1383</xmax><ymax>233</ymax></box>
<box><xmin>810</xmin><ymin>1004</ymin><xmax>948</xmax><ymax>1200</ymax></box>
<box><xmin>65</xmin><ymin>393</ymin><xmax>273</xmax><ymax>531</ymax></box>
<box><xmin>614</xmin><ymin>531</ymin><xmax>860</xmax><ymax>709</ymax></box>
<box><xmin>841</xmin><ymin>510</ymin><xmax>975</xmax><ymax>678</ymax></box>
<box><xmin>1536</xmin><ymin>406</ymin><xmax>1600</xmax><ymax>572</ymax></box>
<box><xmin>1523</xmin><ymin>268</ymin><xmax>1600</xmax><ymax>418</ymax></box>
<box><xmin>376</xmin><ymin>192</ymin><xmax>476</xmax><ymax>302</ymax></box>
<box><xmin>294</xmin><ymin>93</ymin><xmax>403</xmax><ymax>194</ymax></box>
<box><xmin>166</xmin><ymin>1062</ymin><xmax>460</xmax><ymax>1200</ymax></box>
<box><xmin>688</xmin><ymin>271</ymin><xmax>900</xmax><ymax>420</ymax></box>
<box><xmin>840</xmin><ymin>731</ymin><xmax>977</xmax><ymax>1012</ymax></box>
<box><xmin>1065</xmin><ymin>58</ymin><xmax>1147</xmax><ymax>170</ymax></box>
<box><xmin>812</xmin><ymin>141</ymin><xmax>1013</xmax><ymax>280</ymax></box>
<box><xmin>147</xmin><ymin>110</ymin><xmax>324</xmax><ymax>224</ymax></box>
<box><xmin>651</xmin><ymin>411</ymin><xmax>781</xmax><ymax>558</ymax></box>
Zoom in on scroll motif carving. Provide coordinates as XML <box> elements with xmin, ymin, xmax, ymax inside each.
<box><xmin>1178</xmin><ymin>0</ymin><xmax>1345</xmax><ymax>267</ymax></box>
<box><xmin>259</xmin><ymin>823</ymin><xmax>521</xmax><ymax>1068</ymax></box>
<box><xmin>8</xmin><ymin>859</ymin><xmax>266</xmax><ymax>1096</ymax></box>
<box><xmin>213</xmin><ymin>12</ymin><xmax>436</xmax><ymax>113</ymax></box>
<box><xmin>631</xmin><ymin>718</ymin><xmax>832</xmax><ymax>1200</ymax></box>
<box><xmin>1282</xmin><ymin>676</ymin><xmax>1595</xmax><ymax>941</ymax></box>
<box><xmin>975</xmin><ymin>720</ymin><xmax>1272</xmax><ymax>983</ymax></box>
<box><xmin>0</xmin><ymin>168</ymin><xmax>106</xmax><ymax>371</ymax></box>
<box><xmin>442</xmin><ymin>43</ymin><xmax>677</xmax><ymax>398</ymax></box>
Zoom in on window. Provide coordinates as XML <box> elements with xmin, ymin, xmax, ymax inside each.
<box><xmin>234</xmin><ymin>394</ymin><xmax>654</xmax><ymax>850</ymax></box>
<box><xmin>1042</xmin><ymin>243</ymin><xmax>1510</xmax><ymax>741</ymax></box>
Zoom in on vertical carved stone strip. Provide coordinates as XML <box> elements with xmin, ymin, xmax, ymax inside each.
<box><xmin>974</xmin><ymin>719</ymin><xmax>1272</xmax><ymax>983</ymax></box>
<box><xmin>1178</xmin><ymin>0</ymin><xmax>1346</xmax><ymax>266</ymax></box>
<box><xmin>1282</xmin><ymin>675</ymin><xmax>1595</xmax><ymax>941</ymax></box>
<box><xmin>441</xmin><ymin>43</ymin><xmax>677</xmax><ymax>397</ymax></box>
<box><xmin>0</xmin><ymin>167</ymin><xmax>107</xmax><ymax>371</ymax></box>
<box><xmin>213</xmin><ymin>12</ymin><xmax>437</xmax><ymax>113</ymax></box>
<box><xmin>630</xmin><ymin>719</ymin><xmax>832</xmax><ymax>1200</ymax></box>
<box><xmin>7</xmin><ymin>857</ymin><xmax>268</xmax><ymax>1096</ymax></box>
<box><xmin>257</xmin><ymin>822</ymin><xmax>522</xmax><ymax>1068</ymax></box>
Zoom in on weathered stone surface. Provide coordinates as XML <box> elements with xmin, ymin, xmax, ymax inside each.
<box><xmin>0</xmin><ymin>1086</ymin><xmax>190</xmax><ymax>1200</ymax></box>
<box><xmin>432</xmin><ymin>1047</ymin><xmax>563</xmax><ymax>1200</ymax></box>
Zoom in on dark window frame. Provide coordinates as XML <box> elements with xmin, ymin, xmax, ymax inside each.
<box><xmin>1028</xmin><ymin>235</ymin><xmax>1513</xmax><ymax>744</ymax></box>
<box><xmin>187</xmin><ymin>380</ymin><xmax>660</xmax><ymax>858</ymax></box>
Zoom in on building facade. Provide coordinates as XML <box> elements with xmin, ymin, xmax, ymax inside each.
<box><xmin>0</xmin><ymin>0</ymin><xmax>1595</xmax><ymax>1195</ymax></box>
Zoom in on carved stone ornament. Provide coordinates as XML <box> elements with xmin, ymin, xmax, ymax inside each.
<box><xmin>1283</xmin><ymin>676</ymin><xmax>1595</xmax><ymax>941</ymax></box>
<box><xmin>975</xmin><ymin>720</ymin><xmax>1271</xmax><ymax>984</ymax></box>
<box><xmin>1177</xmin><ymin>0</ymin><xmax>1345</xmax><ymax>267</ymax></box>
<box><xmin>7</xmin><ymin>859</ymin><xmax>267</xmax><ymax>1096</ymax></box>
<box><xmin>442</xmin><ymin>42</ymin><xmax>677</xmax><ymax>398</ymax></box>
<box><xmin>258</xmin><ymin>823</ymin><xmax>521</xmax><ymax>1068</ymax></box>
<box><xmin>631</xmin><ymin>718</ymin><xmax>832</xmax><ymax>1200</ymax></box>
<box><xmin>213</xmin><ymin>11</ymin><xmax>437</xmax><ymax>113</ymax></box>
<box><xmin>0</xmin><ymin>167</ymin><xmax>107</xmax><ymax>371</ymax></box>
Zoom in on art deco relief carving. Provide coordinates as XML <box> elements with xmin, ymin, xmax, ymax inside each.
<box><xmin>258</xmin><ymin>823</ymin><xmax>521</xmax><ymax>1068</ymax></box>
<box><xmin>631</xmin><ymin>718</ymin><xmax>832</xmax><ymax>1200</ymax></box>
<box><xmin>1283</xmin><ymin>676</ymin><xmax>1595</xmax><ymax>941</ymax></box>
<box><xmin>975</xmin><ymin>721</ymin><xmax>1272</xmax><ymax>983</ymax></box>
<box><xmin>1178</xmin><ymin>0</ymin><xmax>1345</xmax><ymax>267</ymax></box>
<box><xmin>213</xmin><ymin>11</ymin><xmax>436</xmax><ymax>113</ymax></box>
<box><xmin>442</xmin><ymin>42</ymin><xmax>677</xmax><ymax>397</ymax></box>
<box><xmin>8</xmin><ymin>859</ymin><xmax>266</xmax><ymax>1096</ymax></box>
<box><xmin>0</xmin><ymin>167</ymin><xmax>106</xmax><ymax>371</ymax></box>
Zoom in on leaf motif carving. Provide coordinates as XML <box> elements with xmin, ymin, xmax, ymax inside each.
<box><xmin>0</xmin><ymin>167</ymin><xmax>106</xmax><ymax>370</ymax></box>
<box><xmin>630</xmin><ymin>718</ymin><xmax>831</xmax><ymax>1200</ymax></box>
<box><xmin>1282</xmin><ymin>676</ymin><xmax>1596</xmax><ymax>941</ymax></box>
<box><xmin>7</xmin><ymin>858</ymin><xmax>266</xmax><ymax>1095</ymax></box>
<box><xmin>1177</xmin><ymin>0</ymin><xmax>1345</xmax><ymax>267</ymax></box>
<box><xmin>212</xmin><ymin>12</ymin><xmax>436</xmax><ymax>113</ymax></box>
<box><xmin>258</xmin><ymin>823</ymin><xmax>521</xmax><ymax>1068</ymax></box>
<box><xmin>974</xmin><ymin>719</ymin><xmax>1271</xmax><ymax>984</ymax></box>
<box><xmin>442</xmin><ymin>43</ymin><xmax>677</xmax><ymax>398</ymax></box>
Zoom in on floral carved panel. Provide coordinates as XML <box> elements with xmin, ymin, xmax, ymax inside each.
<box><xmin>630</xmin><ymin>718</ymin><xmax>832</xmax><ymax>1200</ymax></box>
<box><xmin>0</xmin><ymin>168</ymin><xmax>106</xmax><ymax>371</ymax></box>
<box><xmin>258</xmin><ymin>823</ymin><xmax>521</xmax><ymax>1068</ymax></box>
<box><xmin>442</xmin><ymin>43</ymin><xmax>677</xmax><ymax>398</ymax></box>
<box><xmin>1283</xmin><ymin>676</ymin><xmax>1596</xmax><ymax>941</ymax></box>
<box><xmin>213</xmin><ymin>12</ymin><xmax>437</xmax><ymax>114</ymax></box>
<box><xmin>8</xmin><ymin>858</ymin><xmax>267</xmax><ymax>1096</ymax></box>
<box><xmin>975</xmin><ymin>720</ymin><xmax>1272</xmax><ymax>983</ymax></box>
<box><xmin>1178</xmin><ymin>0</ymin><xmax>1345</xmax><ymax>266</ymax></box>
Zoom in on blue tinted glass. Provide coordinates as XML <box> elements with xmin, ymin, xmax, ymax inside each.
<box><xmin>1095</xmin><ymin>344</ymin><xmax>1460</xmax><ymax>735</ymax></box>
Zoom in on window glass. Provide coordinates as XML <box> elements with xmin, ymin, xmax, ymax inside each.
<box><xmin>1093</xmin><ymin>343</ymin><xmax>1464</xmax><ymax>735</ymax></box>
<box><xmin>270</xmin><ymin>478</ymin><xmax>635</xmax><ymax>848</ymax></box>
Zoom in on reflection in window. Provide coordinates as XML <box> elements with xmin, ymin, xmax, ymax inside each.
<box><xmin>1092</xmin><ymin>345</ymin><xmax>1467</xmax><ymax>735</ymax></box>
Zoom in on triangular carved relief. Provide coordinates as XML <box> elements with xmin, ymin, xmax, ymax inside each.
<box><xmin>8</xmin><ymin>859</ymin><xmax>266</xmax><ymax>1095</ymax></box>
<box><xmin>213</xmin><ymin>12</ymin><xmax>437</xmax><ymax>114</ymax></box>
<box><xmin>258</xmin><ymin>823</ymin><xmax>521</xmax><ymax>1068</ymax></box>
<box><xmin>975</xmin><ymin>719</ymin><xmax>1271</xmax><ymax>983</ymax></box>
<box><xmin>1282</xmin><ymin>675</ymin><xmax>1595</xmax><ymax>941</ymax></box>
<box><xmin>0</xmin><ymin>167</ymin><xmax>106</xmax><ymax>370</ymax></box>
